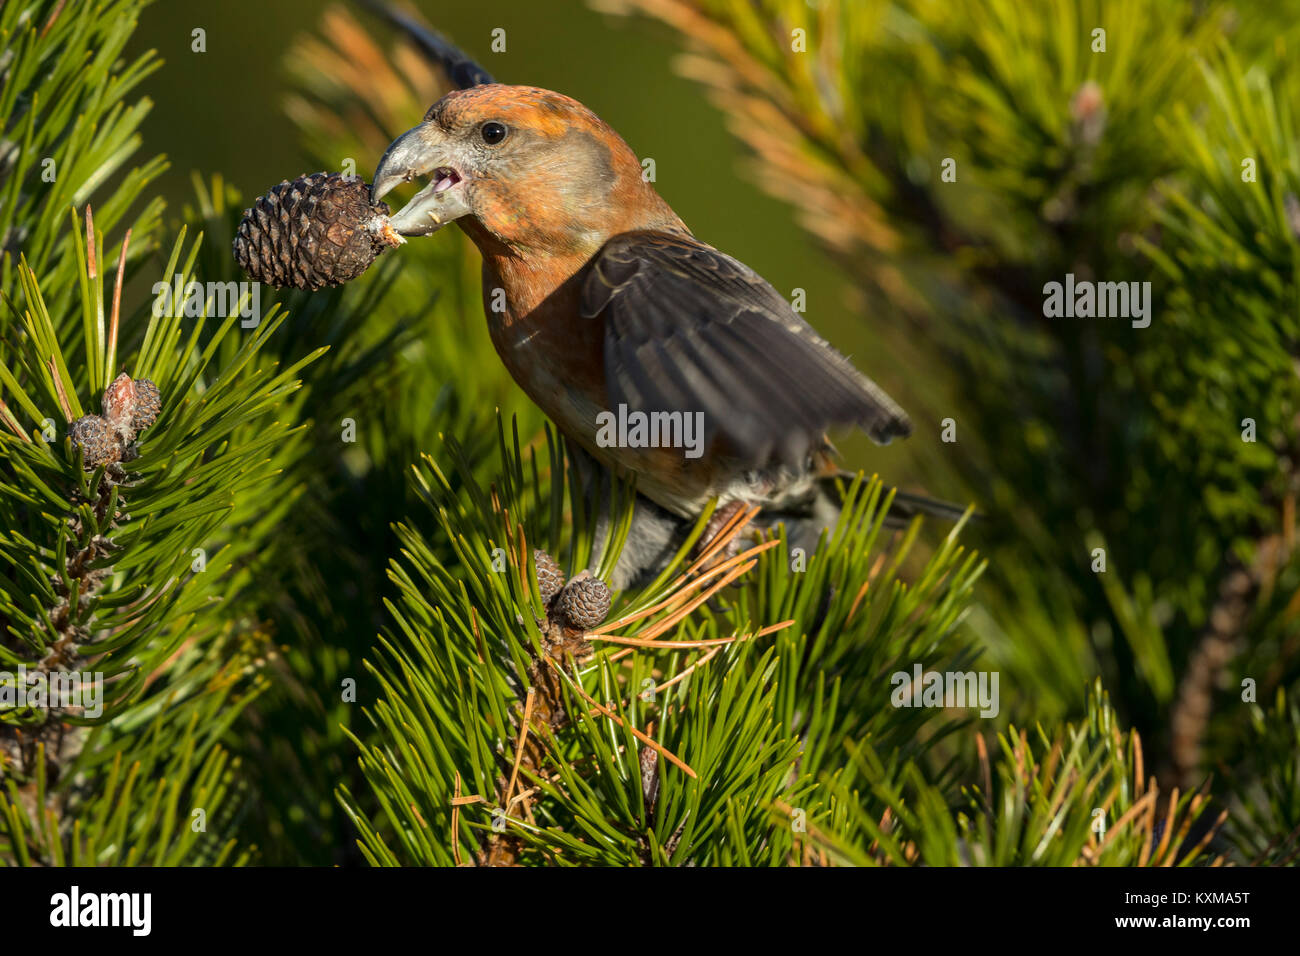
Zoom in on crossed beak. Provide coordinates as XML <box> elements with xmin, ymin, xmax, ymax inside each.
<box><xmin>371</xmin><ymin>123</ymin><xmax>471</xmax><ymax>237</ymax></box>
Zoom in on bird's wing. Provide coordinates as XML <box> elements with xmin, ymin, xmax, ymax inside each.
<box><xmin>580</xmin><ymin>231</ymin><xmax>912</xmax><ymax>469</ymax></box>
<box><xmin>356</xmin><ymin>0</ymin><xmax>495</xmax><ymax>89</ymax></box>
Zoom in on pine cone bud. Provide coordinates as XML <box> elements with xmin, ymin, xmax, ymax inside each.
<box><xmin>101</xmin><ymin>372</ymin><xmax>136</xmax><ymax>436</ymax></box>
<box><xmin>534</xmin><ymin>549</ymin><xmax>565</xmax><ymax>605</ymax></box>
<box><xmin>132</xmin><ymin>379</ymin><xmax>161</xmax><ymax>431</ymax></box>
<box><xmin>232</xmin><ymin>172</ymin><xmax>403</xmax><ymax>290</ymax></box>
<box><xmin>69</xmin><ymin>415</ymin><xmax>120</xmax><ymax>469</ymax></box>
<box><xmin>554</xmin><ymin>572</ymin><xmax>611</xmax><ymax>631</ymax></box>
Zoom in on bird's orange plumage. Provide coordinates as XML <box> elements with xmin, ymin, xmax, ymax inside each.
<box><xmin>374</xmin><ymin>79</ymin><xmax>912</xmax><ymax>526</ymax></box>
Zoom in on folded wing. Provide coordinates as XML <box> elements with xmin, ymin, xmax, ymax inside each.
<box><xmin>580</xmin><ymin>231</ymin><xmax>912</xmax><ymax>469</ymax></box>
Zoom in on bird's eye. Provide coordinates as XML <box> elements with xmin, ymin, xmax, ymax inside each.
<box><xmin>480</xmin><ymin>121</ymin><xmax>509</xmax><ymax>145</ymax></box>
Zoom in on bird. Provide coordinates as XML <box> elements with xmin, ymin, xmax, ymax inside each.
<box><xmin>364</xmin><ymin>4</ymin><xmax>964</xmax><ymax>588</ymax></box>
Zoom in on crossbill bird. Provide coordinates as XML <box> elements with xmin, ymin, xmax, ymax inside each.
<box><xmin>368</xmin><ymin>7</ymin><xmax>960</xmax><ymax>586</ymax></box>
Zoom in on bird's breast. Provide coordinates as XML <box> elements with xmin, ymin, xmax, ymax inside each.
<box><xmin>478</xmin><ymin>257</ymin><xmax>820</xmax><ymax>517</ymax></box>
<box><xmin>481</xmin><ymin>257</ymin><xmax>604</xmax><ymax>431</ymax></box>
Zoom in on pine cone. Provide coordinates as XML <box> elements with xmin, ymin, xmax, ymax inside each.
<box><xmin>534</xmin><ymin>549</ymin><xmax>565</xmax><ymax>605</ymax></box>
<box><xmin>132</xmin><ymin>379</ymin><xmax>161</xmax><ymax>431</ymax></box>
<box><xmin>554</xmin><ymin>572</ymin><xmax>611</xmax><ymax>631</ymax></box>
<box><xmin>232</xmin><ymin>172</ymin><xmax>403</xmax><ymax>290</ymax></box>
<box><xmin>68</xmin><ymin>415</ymin><xmax>120</xmax><ymax>469</ymax></box>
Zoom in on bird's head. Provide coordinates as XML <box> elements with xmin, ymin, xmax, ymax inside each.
<box><xmin>372</xmin><ymin>85</ymin><xmax>679</xmax><ymax>256</ymax></box>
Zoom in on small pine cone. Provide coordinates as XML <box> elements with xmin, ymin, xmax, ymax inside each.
<box><xmin>534</xmin><ymin>549</ymin><xmax>565</xmax><ymax>605</ymax></box>
<box><xmin>640</xmin><ymin>747</ymin><xmax>660</xmax><ymax>812</ymax></box>
<box><xmin>232</xmin><ymin>172</ymin><xmax>403</xmax><ymax>290</ymax></box>
<box><xmin>132</xmin><ymin>379</ymin><xmax>161</xmax><ymax>431</ymax></box>
<box><xmin>101</xmin><ymin>372</ymin><xmax>136</xmax><ymax>429</ymax></box>
<box><xmin>554</xmin><ymin>572</ymin><xmax>611</xmax><ymax>631</ymax></box>
<box><xmin>68</xmin><ymin>415</ymin><xmax>121</xmax><ymax>469</ymax></box>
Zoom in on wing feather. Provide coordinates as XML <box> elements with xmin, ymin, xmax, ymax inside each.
<box><xmin>582</xmin><ymin>232</ymin><xmax>912</xmax><ymax>468</ymax></box>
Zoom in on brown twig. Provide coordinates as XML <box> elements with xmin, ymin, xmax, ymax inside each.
<box><xmin>0</xmin><ymin>399</ymin><xmax>29</xmax><ymax>441</ymax></box>
<box><xmin>451</xmin><ymin>772</ymin><xmax>464</xmax><ymax>866</ymax></box>
<box><xmin>503</xmin><ymin>688</ymin><xmax>535</xmax><ymax>811</ymax></box>
<box><xmin>544</xmin><ymin>656</ymin><xmax>696</xmax><ymax>778</ymax></box>
<box><xmin>106</xmin><ymin>228</ymin><xmax>131</xmax><ymax>384</ymax></box>
<box><xmin>47</xmin><ymin>357</ymin><xmax>73</xmax><ymax>422</ymax></box>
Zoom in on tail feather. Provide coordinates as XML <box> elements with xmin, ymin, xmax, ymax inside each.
<box><xmin>883</xmin><ymin>488</ymin><xmax>975</xmax><ymax>526</ymax></box>
<box><xmin>817</xmin><ymin>470</ymin><xmax>976</xmax><ymax>527</ymax></box>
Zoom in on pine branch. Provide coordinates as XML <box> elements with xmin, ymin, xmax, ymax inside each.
<box><xmin>0</xmin><ymin>200</ymin><xmax>324</xmax><ymax>864</ymax></box>
<box><xmin>0</xmin><ymin>0</ymin><xmax>166</xmax><ymax>340</ymax></box>
<box><xmin>337</xmin><ymin>406</ymin><xmax>986</xmax><ymax>865</ymax></box>
<box><xmin>819</xmin><ymin>683</ymin><xmax>1226</xmax><ymax>866</ymax></box>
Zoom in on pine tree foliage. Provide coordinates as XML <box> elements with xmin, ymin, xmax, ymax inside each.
<box><xmin>598</xmin><ymin>0</ymin><xmax>1299</xmax><ymax>862</ymax></box>
<box><xmin>0</xmin><ymin>215</ymin><xmax>318</xmax><ymax>863</ymax></box>
<box><xmin>0</xmin><ymin>0</ymin><xmax>166</xmax><ymax>324</ymax></box>
<box><xmin>822</xmin><ymin>683</ymin><xmax>1224</xmax><ymax>866</ymax></box>
<box><xmin>0</xmin><ymin>0</ymin><xmax>320</xmax><ymax>866</ymax></box>
<box><xmin>339</xmin><ymin>418</ymin><xmax>982</xmax><ymax>865</ymax></box>
<box><xmin>2</xmin><ymin>0</ymin><xmax>1294</xmax><ymax>868</ymax></box>
<box><xmin>1222</xmin><ymin>689</ymin><xmax>1300</xmax><ymax>865</ymax></box>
